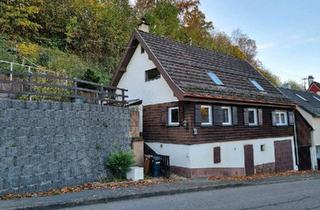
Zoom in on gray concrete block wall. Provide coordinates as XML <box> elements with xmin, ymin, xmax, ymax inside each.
<box><xmin>0</xmin><ymin>99</ymin><xmax>130</xmax><ymax>195</ymax></box>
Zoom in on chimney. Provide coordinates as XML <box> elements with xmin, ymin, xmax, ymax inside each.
<box><xmin>138</xmin><ymin>17</ymin><xmax>150</xmax><ymax>33</ymax></box>
<box><xmin>308</xmin><ymin>75</ymin><xmax>314</xmax><ymax>88</ymax></box>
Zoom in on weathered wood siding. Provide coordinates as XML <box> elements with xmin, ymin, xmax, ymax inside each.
<box><xmin>143</xmin><ymin>101</ymin><xmax>294</xmax><ymax>145</ymax></box>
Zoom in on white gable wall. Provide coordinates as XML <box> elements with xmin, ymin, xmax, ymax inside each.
<box><xmin>117</xmin><ymin>44</ymin><xmax>178</xmax><ymax>106</ymax></box>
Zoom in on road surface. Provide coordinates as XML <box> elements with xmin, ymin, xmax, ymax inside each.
<box><xmin>62</xmin><ymin>179</ymin><xmax>320</xmax><ymax>210</ymax></box>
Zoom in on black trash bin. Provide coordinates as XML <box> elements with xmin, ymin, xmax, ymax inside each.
<box><xmin>151</xmin><ymin>156</ymin><xmax>161</xmax><ymax>177</ymax></box>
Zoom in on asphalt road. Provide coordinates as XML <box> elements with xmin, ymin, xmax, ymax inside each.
<box><xmin>62</xmin><ymin>179</ymin><xmax>320</xmax><ymax>210</ymax></box>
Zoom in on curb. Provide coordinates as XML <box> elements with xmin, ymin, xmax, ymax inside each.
<box><xmin>6</xmin><ymin>176</ymin><xmax>320</xmax><ymax>210</ymax></box>
<box><xmin>7</xmin><ymin>183</ymin><xmax>247</xmax><ymax>210</ymax></box>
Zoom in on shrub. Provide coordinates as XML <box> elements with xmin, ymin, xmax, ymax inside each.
<box><xmin>105</xmin><ymin>151</ymin><xmax>135</xmax><ymax>179</ymax></box>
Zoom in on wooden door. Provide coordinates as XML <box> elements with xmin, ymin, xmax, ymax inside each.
<box><xmin>274</xmin><ymin>140</ymin><xmax>294</xmax><ymax>172</ymax></box>
<box><xmin>244</xmin><ymin>144</ymin><xmax>254</xmax><ymax>176</ymax></box>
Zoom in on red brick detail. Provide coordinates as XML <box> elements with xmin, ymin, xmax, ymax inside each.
<box><xmin>143</xmin><ymin>102</ymin><xmax>294</xmax><ymax>145</ymax></box>
<box><xmin>170</xmin><ymin>166</ymin><xmax>245</xmax><ymax>178</ymax></box>
<box><xmin>255</xmin><ymin>162</ymin><xmax>275</xmax><ymax>174</ymax></box>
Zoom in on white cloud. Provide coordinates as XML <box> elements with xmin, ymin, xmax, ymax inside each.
<box><xmin>257</xmin><ymin>42</ymin><xmax>275</xmax><ymax>50</ymax></box>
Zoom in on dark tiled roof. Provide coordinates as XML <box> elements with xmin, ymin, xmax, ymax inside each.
<box><xmin>138</xmin><ymin>30</ymin><xmax>291</xmax><ymax>105</ymax></box>
<box><xmin>280</xmin><ymin>88</ymin><xmax>320</xmax><ymax>117</ymax></box>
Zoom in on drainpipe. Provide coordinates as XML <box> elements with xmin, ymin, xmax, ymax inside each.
<box><xmin>293</xmin><ymin>110</ymin><xmax>299</xmax><ymax>169</ymax></box>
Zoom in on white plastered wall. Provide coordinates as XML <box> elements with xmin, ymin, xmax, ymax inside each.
<box><xmin>117</xmin><ymin>44</ymin><xmax>178</xmax><ymax>132</ymax></box>
<box><xmin>147</xmin><ymin>136</ymin><xmax>297</xmax><ymax>170</ymax></box>
<box><xmin>117</xmin><ymin>44</ymin><xmax>178</xmax><ymax>106</ymax></box>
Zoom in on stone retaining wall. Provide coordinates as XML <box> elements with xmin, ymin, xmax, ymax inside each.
<box><xmin>0</xmin><ymin>99</ymin><xmax>130</xmax><ymax>195</ymax></box>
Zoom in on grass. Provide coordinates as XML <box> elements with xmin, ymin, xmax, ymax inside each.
<box><xmin>0</xmin><ymin>36</ymin><xmax>110</xmax><ymax>84</ymax></box>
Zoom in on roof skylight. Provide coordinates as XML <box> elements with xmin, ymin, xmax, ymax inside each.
<box><xmin>250</xmin><ymin>79</ymin><xmax>265</xmax><ymax>91</ymax></box>
<box><xmin>296</xmin><ymin>94</ymin><xmax>308</xmax><ymax>101</ymax></box>
<box><xmin>313</xmin><ymin>96</ymin><xmax>320</xmax><ymax>102</ymax></box>
<box><xmin>207</xmin><ymin>72</ymin><xmax>224</xmax><ymax>85</ymax></box>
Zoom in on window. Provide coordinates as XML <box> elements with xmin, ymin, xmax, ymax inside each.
<box><xmin>213</xmin><ymin>147</ymin><xmax>221</xmax><ymax>163</ymax></box>
<box><xmin>260</xmin><ymin>144</ymin><xmax>266</xmax><ymax>152</ymax></box>
<box><xmin>200</xmin><ymin>105</ymin><xmax>212</xmax><ymax>126</ymax></box>
<box><xmin>141</xmin><ymin>46</ymin><xmax>145</xmax><ymax>54</ymax></box>
<box><xmin>248</xmin><ymin>108</ymin><xmax>258</xmax><ymax>126</ymax></box>
<box><xmin>168</xmin><ymin>107</ymin><xmax>179</xmax><ymax>126</ymax></box>
<box><xmin>274</xmin><ymin>111</ymin><xmax>288</xmax><ymax>126</ymax></box>
<box><xmin>222</xmin><ymin>106</ymin><xmax>232</xmax><ymax>126</ymax></box>
<box><xmin>296</xmin><ymin>94</ymin><xmax>307</xmax><ymax>101</ymax></box>
<box><xmin>207</xmin><ymin>72</ymin><xmax>224</xmax><ymax>85</ymax></box>
<box><xmin>145</xmin><ymin>68</ymin><xmax>160</xmax><ymax>81</ymax></box>
<box><xmin>313</xmin><ymin>96</ymin><xmax>320</xmax><ymax>102</ymax></box>
<box><xmin>250</xmin><ymin>79</ymin><xmax>265</xmax><ymax>91</ymax></box>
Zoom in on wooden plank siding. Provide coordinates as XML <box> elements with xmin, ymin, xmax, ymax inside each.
<box><xmin>143</xmin><ymin>101</ymin><xmax>294</xmax><ymax>145</ymax></box>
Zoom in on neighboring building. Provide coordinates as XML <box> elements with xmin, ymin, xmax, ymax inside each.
<box><xmin>112</xmin><ymin>23</ymin><xmax>297</xmax><ymax>178</ymax></box>
<box><xmin>308</xmin><ymin>81</ymin><xmax>320</xmax><ymax>95</ymax></box>
<box><xmin>281</xmin><ymin>88</ymin><xmax>320</xmax><ymax>170</ymax></box>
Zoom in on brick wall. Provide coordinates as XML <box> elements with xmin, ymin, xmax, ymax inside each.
<box><xmin>143</xmin><ymin>101</ymin><xmax>294</xmax><ymax>144</ymax></box>
<box><xmin>0</xmin><ymin>99</ymin><xmax>130</xmax><ymax>195</ymax></box>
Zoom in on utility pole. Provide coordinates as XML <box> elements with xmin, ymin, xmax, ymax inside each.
<box><xmin>302</xmin><ymin>77</ymin><xmax>308</xmax><ymax>90</ymax></box>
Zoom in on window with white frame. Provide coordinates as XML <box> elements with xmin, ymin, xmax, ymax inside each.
<box><xmin>222</xmin><ymin>106</ymin><xmax>232</xmax><ymax>126</ymax></box>
<box><xmin>168</xmin><ymin>107</ymin><xmax>179</xmax><ymax>126</ymax></box>
<box><xmin>200</xmin><ymin>105</ymin><xmax>212</xmax><ymax>126</ymax></box>
<box><xmin>248</xmin><ymin>108</ymin><xmax>258</xmax><ymax>126</ymax></box>
<box><xmin>275</xmin><ymin>111</ymin><xmax>288</xmax><ymax>126</ymax></box>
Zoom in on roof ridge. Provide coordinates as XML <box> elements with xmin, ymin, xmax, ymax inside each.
<box><xmin>137</xmin><ymin>30</ymin><xmax>252</xmax><ymax>66</ymax></box>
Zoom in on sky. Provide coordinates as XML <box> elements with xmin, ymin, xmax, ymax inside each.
<box><xmin>199</xmin><ymin>0</ymin><xmax>320</xmax><ymax>85</ymax></box>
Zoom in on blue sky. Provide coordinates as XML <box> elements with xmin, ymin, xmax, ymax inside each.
<box><xmin>200</xmin><ymin>0</ymin><xmax>320</xmax><ymax>84</ymax></box>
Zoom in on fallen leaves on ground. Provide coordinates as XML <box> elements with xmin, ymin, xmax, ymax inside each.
<box><xmin>0</xmin><ymin>178</ymin><xmax>176</xmax><ymax>201</ymax></box>
<box><xmin>208</xmin><ymin>170</ymin><xmax>318</xmax><ymax>182</ymax></box>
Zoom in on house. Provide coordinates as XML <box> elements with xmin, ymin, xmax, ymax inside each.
<box><xmin>111</xmin><ymin>22</ymin><xmax>298</xmax><ymax>178</ymax></box>
<box><xmin>308</xmin><ymin>78</ymin><xmax>320</xmax><ymax>95</ymax></box>
<box><xmin>281</xmin><ymin>88</ymin><xmax>320</xmax><ymax>170</ymax></box>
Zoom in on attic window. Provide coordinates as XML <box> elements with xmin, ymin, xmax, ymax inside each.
<box><xmin>141</xmin><ymin>46</ymin><xmax>145</xmax><ymax>54</ymax></box>
<box><xmin>207</xmin><ymin>72</ymin><xmax>224</xmax><ymax>85</ymax></box>
<box><xmin>145</xmin><ymin>68</ymin><xmax>160</xmax><ymax>82</ymax></box>
<box><xmin>313</xmin><ymin>96</ymin><xmax>320</xmax><ymax>102</ymax></box>
<box><xmin>250</xmin><ymin>79</ymin><xmax>265</xmax><ymax>91</ymax></box>
<box><xmin>296</xmin><ymin>94</ymin><xmax>308</xmax><ymax>101</ymax></box>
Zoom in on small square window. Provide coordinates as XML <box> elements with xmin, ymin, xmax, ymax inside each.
<box><xmin>260</xmin><ymin>144</ymin><xmax>266</xmax><ymax>152</ymax></box>
<box><xmin>200</xmin><ymin>105</ymin><xmax>212</xmax><ymax>126</ymax></box>
<box><xmin>168</xmin><ymin>107</ymin><xmax>179</xmax><ymax>126</ymax></box>
<box><xmin>222</xmin><ymin>106</ymin><xmax>232</xmax><ymax>126</ymax></box>
<box><xmin>248</xmin><ymin>108</ymin><xmax>258</xmax><ymax>126</ymax></box>
<box><xmin>145</xmin><ymin>68</ymin><xmax>160</xmax><ymax>82</ymax></box>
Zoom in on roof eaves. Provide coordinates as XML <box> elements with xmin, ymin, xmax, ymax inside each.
<box><xmin>182</xmin><ymin>92</ymin><xmax>295</xmax><ymax>108</ymax></box>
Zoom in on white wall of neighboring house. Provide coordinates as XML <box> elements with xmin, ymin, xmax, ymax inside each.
<box><xmin>297</xmin><ymin>107</ymin><xmax>320</xmax><ymax>169</ymax></box>
<box><xmin>147</xmin><ymin>136</ymin><xmax>297</xmax><ymax>170</ymax></box>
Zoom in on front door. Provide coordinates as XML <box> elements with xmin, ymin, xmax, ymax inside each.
<box><xmin>244</xmin><ymin>144</ymin><xmax>254</xmax><ymax>176</ymax></box>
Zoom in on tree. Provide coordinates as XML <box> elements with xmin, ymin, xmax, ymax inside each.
<box><xmin>282</xmin><ymin>80</ymin><xmax>304</xmax><ymax>91</ymax></box>
<box><xmin>144</xmin><ymin>1</ymin><xmax>182</xmax><ymax>40</ymax></box>
<box><xmin>0</xmin><ymin>0</ymin><xmax>43</xmax><ymax>38</ymax></box>
<box><xmin>231</xmin><ymin>29</ymin><xmax>257</xmax><ymax>63</ymax></box>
